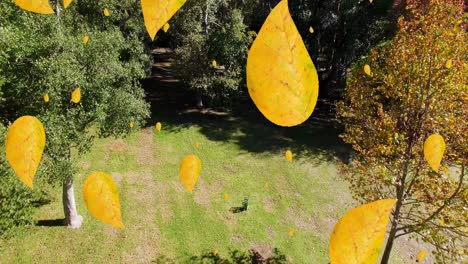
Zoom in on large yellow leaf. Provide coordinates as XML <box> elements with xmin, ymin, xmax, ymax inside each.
<box><xmin>63</xmin><ymin>0</ymin><xmax>72</xmax><ymax>8</ymax></box>
<box><xmin>5</xmin><ymin>116</ymin><xmax>46</xmax><ymax>189</ymax></box>
<box><xmin>246</xmin><ymin>0</ymin><xmax>319</xmax><ymax>127</ymax></box>
<box><xmin>141</xmin><ymin>0</ymin><xmax>187</xmax><ymax>41</ymax></box>
<box><xmin>179</xmin><ymin>154</ymin><xmax>202</xmax><ymax>193</ymax></box>
<box><xmin>329</xmin><ymin>199</ymin><xmax>397</xmax><ymax>264</ymax></box>
<box><xmin>71</xmin><ymin>87</ymin><xmax>80</xmax><ymax>103</ymax></box>
<box><xmin>83</xmin><ymin>172</ymin><xmax>124</xmax><ymax>228</ymax></box>
<box><xmin>14</xmin><ymin>0</ymin><xmax>54</xmax><ymax>14</ymax></box>
<box><xmin>423</xmin><ymin>133</ymin><xmax>445</xmax><ymax>173</ymax></box>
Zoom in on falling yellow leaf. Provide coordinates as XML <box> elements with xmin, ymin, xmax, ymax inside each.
<box><xmin>71</xmin><ymin>87</ymin><xmax>81</xmax><ymax>103</ymax></box>
<box><xmin>195</xmin><ymin>142</ymin><xmax>201</xmax><ymax>148</ymax></box>
<box><xmin>43</xmin><ymin>93</ymin><xmax>49</xmax><ymax>103</ymax></box>
<box><xmin>246</xmin><ymin>0</ymin><xmax>319</xmax><ymax>127</ymax></box>
<box><xmin>288</xmin><ymin>228</ymin><xmax>294</xmax><ymax>236</ymax></box>
<box><xmin>224</xmin><ymin>193</ymin><xmax>229</xmax><ymax>200</ymax></box>
<box><xmin>14</xmin><ymin>0</ymin><xmax>54</xmax><ymax>14</ymax></box>
<box><xmin>369</xmin><ymin>0</ymin><xmax>373</xmax><ymax>3</ymax></box>
<box><xmin>309</xmin><ymin>26</ymin><xmax>314</xmax><ymax>33</ymax></box>
<box><xmin>264</xmin><ymin>182</ymin><xmax>269</xmax><ymax>188</ymax></box>
<box><xmin>329</xmin><ymin>199</ymin><xmax>397</xmax><ymax>264</ymax></box>
<box><xmin>364</xmin><ymin>64</ymin><xmax>372</xmax><ymax>76</ymax></box>
<box><xmin>141</xmin><ymin>0</ymin><xmax>187</xmax><ymax>40</ymax></box>
<box><xmin>155</xmin><ymin>122</ymin><xmax>162</xmax><ymax>132</ymax></box>
<box><xmin>63</xmin><ymin>0</ymin><xmax>72</xmax><ymax>8</ymax></box>
<box><xmin>5</xmin><ymin>116</ymin><xmax>46</xmax><ymax>189</ymax></box>
<box><xmin>83</xmin><ymin>172</ymin><xmax>124</xmax><ymax>228</ymax></box>
<box><xmin>439</xmin><ymin>219</ymin><xmax>445</xmax><ymax>226</ymax></box>
<box><xmin>213</xmin><ymin>249</ymin><xmax>219</xmax><ymax>256</ymax></box>
<box><xmin>163</xmin><ymin>23</ymin><xmax>170</xmax><ymax>32</ymax></box>
<box><xmin>212</xmin><ymin>60</ymin><xmax>217</xmax><ymax>67</ymax></box>
<box><xmin>445</xmin><ymin>59</ymin><xmax>453</xmax><ymax>69</ymax></box>
<box><xmin>103</xmin><ymin>8</ymin><xmax>110</xmax><ymax>17</ymax></box>
<box><xmin>417</xmin><ymin>250</ymin><xmax>427</xmax><ymax>262</ymax></box>
<box><xmin>285</xmin><ymin>150</ymin><xmax>293</xmax><ymax>162</ymax></box>
<box><xmin>129</xmin><ymin>121</ymin><xmax>134</xmax><ymax>128</ymax></box>
<box><xmin>423</xmin><ymin>133</ymin><xmax>445</xmax><ymax>173</ymax></box>
<box><xmin>179</xmin><ymin>154</ymin><xmax>202</xmax><ymax>192</ymax></box>
<box><xmin>83</xmin><ymin>35</ymin><xmax>89</xmax><ymax>45</ymax></box>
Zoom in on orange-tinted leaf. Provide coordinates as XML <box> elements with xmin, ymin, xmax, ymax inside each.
<box><xmin>5</xmin><ymin>116</ymin><xmax>46</xmax><ymax>188</ymax></box>
<box><xmin>285</xmin><ymin>150</ymin><xmax>293</xmax><ymax>162</ymax></box>
<box><xmin>423</xmin><ymin>133</ymin><xmax>445</xmax><ymax>172</ymax></box>
<box><xmin>43</xmin><ymin>93</ymin><xmax>49</xmax><ymax>103</ymax></box>
<box><xmin>141</xmin><ymin>0</ymin><xmax>187</xmax><ymax>40</ymax></box>
<box><xmin>83</xmin><ymin>172</ymin><xmax>124</xmax><ymax>228</ymax></box>
<box><xmin>14</xmin><ymin>0</ymin><xmax>54</xmax><ymax>14</ymax></box>
<box><xmin>179</xmin><ymin>154</ymin><xmax>202</xmax><ymax>192</ymax></box>
<box><xmin>417</xmin><ymin>250</ymin><xmax>426</xmax><ymax>262</ymax></box>
<box><xmin>155</xmin><ymin>122</ymin><xmax>162</xmax><ymax>132</ymax></box>
<box><xmin>329</xmin><ymin>199</ymin><xmax>397</xmax><ymax>264</ymax></box>
<box><xmin>71</xmin><ymin>87</ymin><xmax>80</xmax><ymax>103</ymax></box>
<box><xmin>246</xmin><ymin>0</ymin><xmax>319</xmax><ymax>127</ymax></box>
<box><xmin>364</xmin><ymin>64</ymin><xmax>372</xmax><ymax>76</ymax></box>
<box><xmin>63</xmin><ymin>0</ymin><xmax>72</xmax><ymax>8</ymax></box>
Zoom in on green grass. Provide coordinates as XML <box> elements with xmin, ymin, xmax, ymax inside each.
<box><xmin>0</xmin><ymin>111</ymin><xmax>410</xmax><ymax>263</ymax></box>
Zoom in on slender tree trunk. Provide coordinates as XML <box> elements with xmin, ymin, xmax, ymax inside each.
<box><xmin>63</xmin><ymin>176</ymin><xmax>83</xmax><ymax>228</ymax></box>
<box><xmin>380</xmin><ymin>198</ymin><xmax>403</xmax><ymax>263</ymax></box>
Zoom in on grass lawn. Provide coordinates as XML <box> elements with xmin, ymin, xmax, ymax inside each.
<box><xmin>0</xmin><ymin>109</ymin><xmax>413</xmax><ymax>263</ymax></box>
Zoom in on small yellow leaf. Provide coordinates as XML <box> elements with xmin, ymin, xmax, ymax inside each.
<box><xmin>83</xmin><ymin>172</ymin><xmax>124</xmax><ymax>228</ymax></box>
<box><xmin>83</xmin><ymin>35</ymin><xmax>89</xmax><ymax>45</ymax></box>
<box><xmin>103</xmin><ymin>8</ymin><xmax>110</xmax><ymax>17</ymax></box>
<box><xmin>43</xmin><ymin>93</ymin><xmax>49</xmax><ymax>103</ymax></box>
<box><xmin>417</xmin><ymin>250</ymin><xmax>426</xmax><ymax>262</ymax></box>
<box><xmin>288</xmin><ymin>228</ymin><xmax>294</xmax><ymax>236</ymax></box>
<box><xmin>14</xmin><ymin>0</ymin><xmax>54</xmax><ymax>14</ymax></box>
<box><xmin>5</xmin><ymin>116</ymin><xmax>46</xmax><ymax>188</ymax></box>
<box><xmin>213</xmin><ymin>249</ymin><xmax>219</xmax><ymax>256</ymax></box>
<box><xmin>195</xmin><ymin>142</ymin><xmax>201</xmax><ymax>148</ymax></box>
<box><xmin>445</xmin><ymin>59</ymin><xmax>453</xmax><ymax>69</ymax></box>
<box><xmin>439</xmin><ymin>219</ymin><xmax>445</xmax><ymax>226</ymax></box>
<box><xmin>141</xmin><ymin>0</ymin><xmax>187</xmax><ymax>40</ymax></box>
<box><xmin>423</xmin><ymin>133</ymin><xmax>445</xmax><ymax>172</ymax></box>
<box><xmin>212</xmin><ymin>60</ymin><xmax>217</xmax><ymax>67</ymax></box>
<box><xmin>364</xmin><ymin>64</ymin><xmax>372</xmax><ymax>76</ymax></box>
<box><xmin>309</xmin><ymin>26</ymin><xmax>314</xmax><ymax>33</ymax></box>
<box><xmin>155</xmin><ymin>122</ymin><xmax>162</xmax><ymax>132</ymax></box>
<box><xmin>369</xmin><ymin>0</ymin><xmax>373</xmax><ymax>3</ymax></box>
<box><xmin>285</xmin><ymin>150</ymin><xmax>293</xmax><ymax>162</ymax></box>
<box><xmin>224</xmin><ymin>193</ymin><xmax>229</xmax><ymax>200</ymax></box>
<box><xmin>163</xmin><ymin>23</ymin><xmax>170</xmax><ymax>33</ymax></box>
<box><xmin>63</xmin><ymin>0</ymin><xmax>72</xmax><ymax>8</ymax></box>
<box><xmin>179</xmin><ymin>154</ymin><xmax>202</xmax><ymax>192</ymax></box>
<box><xmin>264</xmin><ymin>182</ymin><xmax>269</xmax><ymax>188</ymax></box>
<box><xmin>246</xmin><ymin>0</ymin><xmax>319</xmax><ymax>127</ymax></box>
<box><xmin>329</xmin><ymin>199</ymin><xmax>397</xmax><ymax>264</ymax></box>
<box><xmin>71</xmin><ymin>87</ymin><xmax>81</xmax><ymax>103</ymax></box>
<box><xmin>129</xmin><ymin>121</ymin><xmax>134</xmax><ymax>128</ymax></box>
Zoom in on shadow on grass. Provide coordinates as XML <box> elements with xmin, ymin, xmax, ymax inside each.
<box><xmin>36</xmin><ymin>218</ymin><xmax>65</xmax><ymax>227</ymax></box>
<box><xmin>146</xmin><ymin>97</ymin><xmax>352</xmax><ymax>163</ymax></box>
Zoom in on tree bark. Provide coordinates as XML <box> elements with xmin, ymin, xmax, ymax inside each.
<box><xmin>63</xmin><ymin>176</ymin><xmax>83</xmax><ymax>228</ymax></box>
<box><xmin>380</xmin><ymin>200</ymin><xmax>402</xmax><ymax>263</ymax></box>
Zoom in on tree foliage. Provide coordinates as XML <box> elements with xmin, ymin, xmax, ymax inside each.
<box><xmin>337</xmin><ymin>0</ymin><xmax>467</xmax><ymax>262</ymax></box>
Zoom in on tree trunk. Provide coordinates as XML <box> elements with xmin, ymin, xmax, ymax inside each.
<box><xmin>63</xmin><ymin>176</ymin><xmax>83</xmax><ymax>228</ymax></box>
<box><xmin>380</xmin><ymin>214</ymin><xmax>399</xmax><ymax>263</ymax></box>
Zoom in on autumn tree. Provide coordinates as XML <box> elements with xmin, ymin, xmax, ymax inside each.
<box><xmin>0</xmin><ymin>0</ymin><xmax>150</xmax><ymax>229</ymax></box>
<box><xmin>336</xmin><ymin>0</ymin><xmax>467</xmax><ymax>262</ymax></box>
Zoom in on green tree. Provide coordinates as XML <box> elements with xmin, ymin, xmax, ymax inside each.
<box><xmin>0</xmin><ymin>0</ymin><xmax>150</xmax><ymax>229</ymax></box>
<box><xmin>337</xmin><ymin>1</ymin><xmax>467</xmax><ymax>262</ymax></box>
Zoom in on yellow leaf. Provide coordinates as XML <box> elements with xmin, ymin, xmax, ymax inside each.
<box><xmin>141</xmin><ymin>0</ymin><xmax>187</xmax><ymax>40</ymax></box>
<box><xmin>5</xmin><ymin>116</ymin><xmax>46</xmax><ymax>189</ymax></box>
<box><xmin>71</xmin><ymin>87</ymin><xmax>81</xmax><ymax>103</ymax></box>
<box><xmin>285</xmin><ymin>150</ymin><xmax>293</xmax><ymax>162</ymax></box>
<box><xmin>369</xmin><ymin>0</ymin><xmax>373</xmax><ymax>3</ymax></box>
<box><xmin>329</xmin><ymin>199</ymin><xmax>397</xmax><ymax>264</ymax></box>
<box><xmin>213</xmin><ymin>249</ymin><xmax>219</xmax><ymax>256</ymax></box>
<box><xmin>195</xmin><ymin>142</ymin><xmax>201</xmax><ymax>148</ymax></box>
<box><xmin>423</xmin><ymin>133</ymin><xmax>445</xmax><ymax>172</ymax></box>
<box><xmin>14</xmin><ymin>0</ymin><xmax>54</xmax><ymax>14</ymax></box>
<box><xmin>212</xmin><ymin>60</ymin><xmax>217</xmax><ymax>67</ymax></box>
<box><xmin>63</xmin><ymin>0</ymin><xmax>72</xmax><ymax>8</ymax></box>
<box><xmin>309</xmin><ymin>26</ymin><xmax>314</xmax><ymax>33</ymax></box>
<box><xmin>417</xmin><ymin>250</ymin><xmax>426</xmax><ymax>262</ymax></box>
<box><xmin>83</xmin><ymin>172</ymin><xmax>124</xmax><ymax>228</ymax></box>
<box><xmin>445</xmin><ymin>59</ymin><xmax>453</xmax><ymax>69</ymax></box>
<box><xmin>43</xmin><ymin>93</ymin><xmax>49</xmax><ymax>103</ymax></box>
<box><xmin>129</xmin><ymin>121</ymin><xmax>134</xmax><ymax>128</ymax></box>
<box><xmin>364</xmin><ymin>64</ymin><xmax>372</xmax><ymax>76</ymax></box>
<box><xmin>163</xmin><ymin>23</ymin><xmax>170</xmax><ymax>33</ymax></box>
<box><xmin>179</xmin><ymin>154</ymin><xmax>202</xmax><ymax>192</ymax></box>
<box><xmin>439</xmin><ymin>219</ymin><xmax>445</xmax><ymax>226</ymax></box>
<box><xmin>224</xmin><ymin>193</ymin><xmax>229</xmax><ymax>200</ymax></box>
<box><xmin>155</xmin><ymin>122</ymin><xmax>162</xmax><ymax>132</ymax></box>
<box><xmin>83</xmin><ymin>35</ymin><xmax>89</xmax><ymax>45</ymax></box>
<box><xmin>264</xmin><ymin>182</ymin><xmax>269</xmax><ymax>188</ymax></box>
<box><xmin>103</xmin><ymin>8</ymin><xmax>110</xmax><ymax>17</ymax></box>
<box><xmin>246</xmin><ymin>0</ymin><xmax>319</xmax><ymax>127</ymax></box>
<box><xmin>288</xmin><ymin>228</ymin><xmax>294</xmax><ymax>236</ymax></box>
